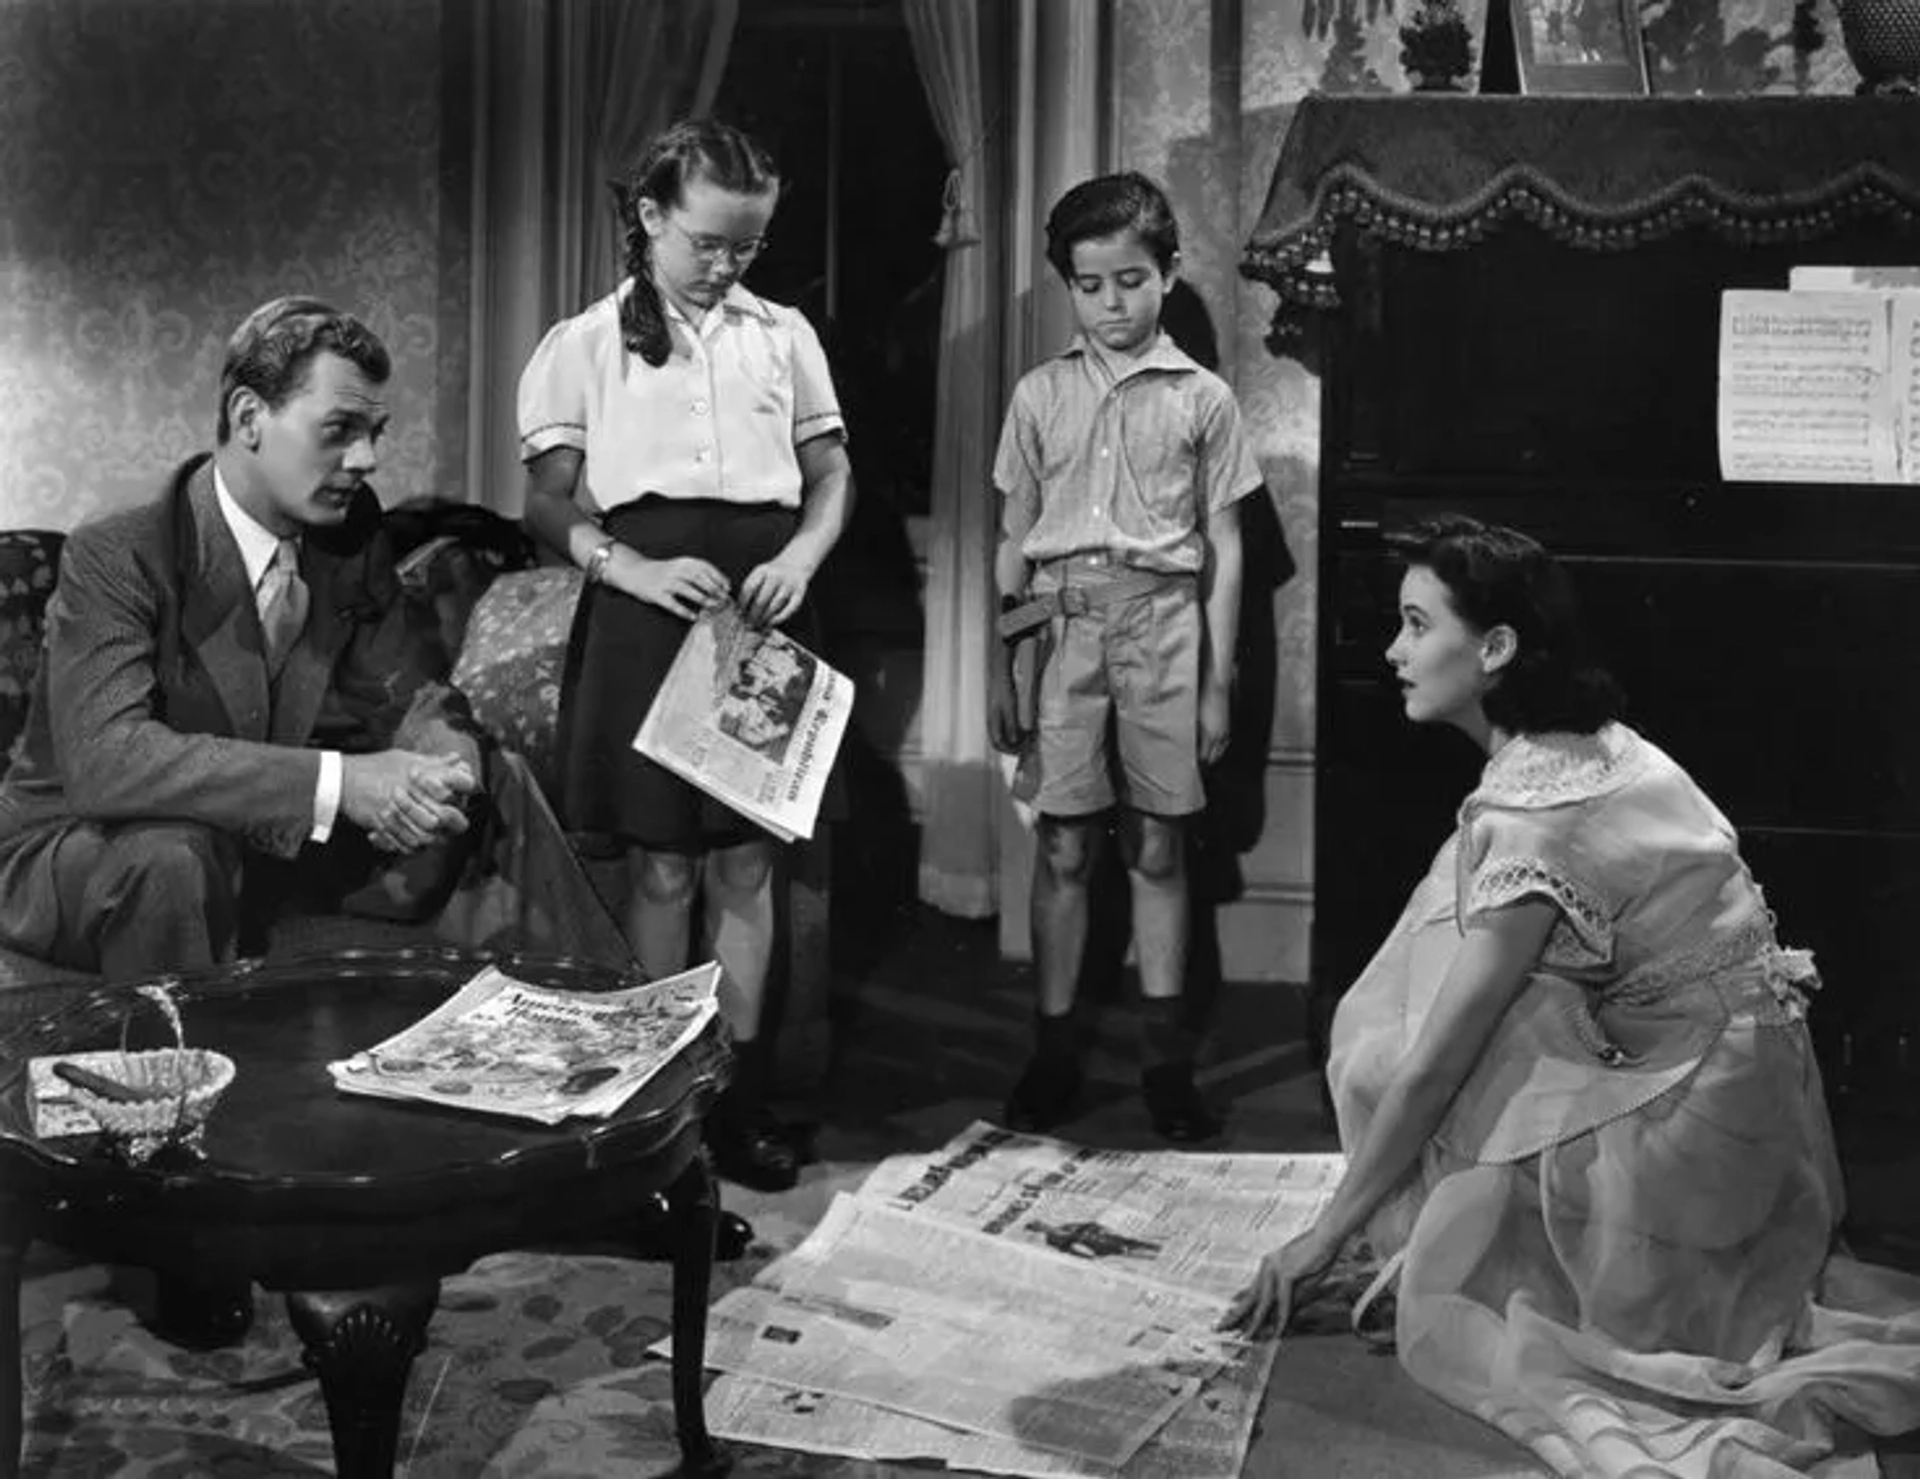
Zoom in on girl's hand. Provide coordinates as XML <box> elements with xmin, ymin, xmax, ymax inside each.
<box><xmin>1198</xmin><ymin>679</ymin><xmax>1232</xmax><ymax>765</ymax></box>
<box><xmin>1219</xmin><ymin>1228</ymin><xmax>1341</xmax><ymax>1338</ymax></box>
<box><xmin>738</xmin><ymin>558</ymin><xmax>810</xmax><ymax>628</ymax></box>
<box><xmin>623</xmin><ymin>555</ymin><xmax>730</xmax><ymax>621</ymax></box>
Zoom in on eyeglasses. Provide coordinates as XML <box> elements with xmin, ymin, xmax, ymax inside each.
<box><xmin>663</xmin><ymin>216</ymin><xmax>769</xmax><ymax>266</ymax></box>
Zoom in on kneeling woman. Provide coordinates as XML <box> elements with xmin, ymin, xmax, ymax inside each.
<box><xmin>1228</xmin><ymin>515</ymin><xmax>1920</xmax><ymax>1475</ymax></box>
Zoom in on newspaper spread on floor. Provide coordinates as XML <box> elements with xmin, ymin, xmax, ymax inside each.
<box><xmin>702</xmin><ymin>1342</ymin><xmax>1278</xmax><ymax>1479</ymax></box>
<box><xmin>667</xmin><ymin>1123</ymin><xmax>1343</xmax><ymax>1476</ymax></box>
<box><xmin>632</xmin><ymin>602</ymin><xmax>852</xmax><ymax>842</ymax></box>
<box><xmin>326</xmin><ymin>961</ymin><xmax>719</xmax><ymax>1124</ymax></box>
<box><xmin>856</xmin><ymin>1120</ymin><xmax>1345</xmax><ymax>1299</ymax></box>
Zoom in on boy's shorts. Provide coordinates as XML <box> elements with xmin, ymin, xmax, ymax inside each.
<box><xmin>1021</xmin><ymin>553</ymin><xmax>1204</xmax><ymax>819</ymax></box>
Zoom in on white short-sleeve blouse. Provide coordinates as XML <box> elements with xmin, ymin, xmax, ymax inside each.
<box><xmin>516</xmin><ymin>279</ymin><xmax>845</xmax><ymax>512</ymax></box>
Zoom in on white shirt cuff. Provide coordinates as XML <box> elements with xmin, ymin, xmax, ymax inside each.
<box><xmin>311</xmin><ymin>750</ymin><xmax>343</xmax><ymax>843</ymax></box>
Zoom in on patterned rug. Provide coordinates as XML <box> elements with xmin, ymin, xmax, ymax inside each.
<box><xmin>19</xmin><ymin>1211</ymin><xmax>867</xmax><ymax>1478</ymax></box>
<box><xmin>17</xmin><ymin>912</ymin><xmax>1552</xmax><ymax>1479</ymax></box>
<box><xmin>17</xmin><ymin>1166</ymin><xmax>1544</xmax><ymax>1479</ymax></box>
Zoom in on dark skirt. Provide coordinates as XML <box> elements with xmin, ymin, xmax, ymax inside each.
<box><xmin>557</xmin><ymin>497</ymin><xmax>810</xmax><ymax>852</ymax></box>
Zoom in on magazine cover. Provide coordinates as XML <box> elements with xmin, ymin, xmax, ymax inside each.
<box><xmin>25</xmin><ymin>1058</ymin><xmax>106</xmax><ymax>1139</ymax></box>
<box><xmin>328</xmin><ymin>962</ymin><xmax>721</xmax><ymax>1125</ymax></box>
<box><xmin>632</xmin><ymin>603</ymin><xmax>853</xmax><ymax>842</ymax></box>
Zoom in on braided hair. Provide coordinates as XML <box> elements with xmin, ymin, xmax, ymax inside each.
<box><xmin>613</xmin><ymin>119</ymin><xmax>780</xmax><ymax>367</ymax></box>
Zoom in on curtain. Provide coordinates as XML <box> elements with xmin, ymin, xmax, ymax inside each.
<box><xmin>465</xmin><ymin>0</ymin><xmax>739</xmax><ymax>516</ymax></box>
<box><xmin>905</xmin><ymin>0</ymin><xmax>1002</xmax><ymax>919</ymax></box>
<box><xmin>580</xmin><ymin>0</ymin><xmax>741</xmax><ymax>307</ymax></box>
<box><xmin>992</xmin><ymin>0</ymin><xmax>1115</xmax><ymax>954</ymax></box>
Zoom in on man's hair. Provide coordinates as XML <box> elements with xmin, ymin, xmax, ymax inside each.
<box><xmin>1385</xmin><ymin>514</ymin><xmax>1625</xmax><ymax>736</ymax></box>
<box><xmin>1044</xmin><ymin>171</ymin><xmax>1180</xmax><ymax>282</ymax></box>
<box><xmin>216</xmin><ymin>297</ymin><xmax>390</xmax><ymax>443</ymax></box>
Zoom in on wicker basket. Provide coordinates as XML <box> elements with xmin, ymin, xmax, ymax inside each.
<box><xmin>61</xmin><ymin>983</ymin><xmax>235</xmax><ymax>1164</ymax></box>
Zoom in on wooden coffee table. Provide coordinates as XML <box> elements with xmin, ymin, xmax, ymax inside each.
<box><xmin>0</xmin><ymin>947</ymin><xmax>734</xmax><ymax>1479</ymax></box>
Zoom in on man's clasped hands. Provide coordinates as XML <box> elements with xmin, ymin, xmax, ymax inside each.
<box><xmin>342</xmin><ymin>749</ymin><xmax>480</xmax><ymax>855</ymax></box>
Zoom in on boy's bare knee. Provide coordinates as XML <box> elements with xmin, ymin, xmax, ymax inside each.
<box><xmin>635</xmin><ymin>850</ymin><xmax>700</xmax><ymax>907</ymax></box>
<box><xmin>1036</xmin><ymin>817</ymin><xmax>1101</xmax><ymax>885</ymax></box>
<box><xmin>1122</xmin><ymin>814</ymin><xmax>1186</xmax><ymax>884</ymax></box>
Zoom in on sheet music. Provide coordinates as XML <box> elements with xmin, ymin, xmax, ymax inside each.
<box><xmin>1716</xmin><ymin>289</ymin><xmax>1898</xmax><ymax>485</ymax></box>
<box><xmin>1788</xmin><ymin>266</ymin><xmax>1920</xmax><ymax>293</ymax></box>
<box><xmin>1893</xmin><ymin>294</ymin><xmax>1920</xmax><ymax>485</ymax></box>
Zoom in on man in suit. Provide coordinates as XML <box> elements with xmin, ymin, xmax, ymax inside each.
<box><xmin>0</xmin><ymin>297</ymin><xmax>759</xmax><ymax>1307</ymax></box>
<box><xmin>0</xmin><ymin>296</ymin><xmax>482</xmax><ymax>978</ymax></box>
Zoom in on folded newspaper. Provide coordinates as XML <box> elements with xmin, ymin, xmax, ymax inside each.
<box><xmin>632</xmin><ymin>603</ymin><xmax>852</xmax><ymax>842</ymax></box>
<box><xmin>327</xmin><ymin>962</ymin><xmax>720</xmax><ymax>1125</ymax></box>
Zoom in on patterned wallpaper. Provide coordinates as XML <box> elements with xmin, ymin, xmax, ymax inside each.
<box><xmin>0</xmin><ymin>0</ymin><xmax>469</xmax><ymax>533</ymax></box>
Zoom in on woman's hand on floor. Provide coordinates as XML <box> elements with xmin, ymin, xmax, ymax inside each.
<box><xmin>1220</xmin><ymin>1227</ymin><xmax>1341</xmax><ymax>1338</ymax></box>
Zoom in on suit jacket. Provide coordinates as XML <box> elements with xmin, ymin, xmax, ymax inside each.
<box><xmin>0</xmin><ymin>455</ymin><xmax>478</xmax><ymax>864</ymax></box>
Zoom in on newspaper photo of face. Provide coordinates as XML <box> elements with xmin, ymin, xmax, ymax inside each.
<box><xmin>718</xmin><ymin>633</ymin><xmax>816</xmax><ymax>762</ymax></box>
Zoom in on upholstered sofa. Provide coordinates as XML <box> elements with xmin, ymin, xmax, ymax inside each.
<box><xmin>0</xmin><ymin>511</ymin><xmax>830</xmax><ymax>1116</ymax></box>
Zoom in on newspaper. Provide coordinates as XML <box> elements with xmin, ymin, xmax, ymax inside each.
<box><xmin>855</xmin><ymin>1120</ymin><xmax>1343</xmax><ymax>1299</ymax></box>
<box><xmin>765</xmin><ymin>1194</ymin><xmax>1238</xmax><ymax>1365</ymax></box>
<box><xmin>704</xmin><ymin>1340</ymin><xmax>1277</xmax><ymax>1479</ymax></box>
<box><xmin>692</xmin><ymin>1285</ymin><xmax>1202</xmax><ymax>1467</ymax></box>
<box><xmin>326</xmin><ymin>962</ymin><xmax>719</xmax><ymax>1125</ymax></box>
<box><xmin>26</xmin><ymin>1058</ymin><xmax>106</xmax><ymax>1139</ymax></box>
<box><xmin>663</xmin><ymin>1193</ymin><xmax>1232</xmax><ymax>1464</ymax></box>
<box><xmin>632</xmin><ymin>603</ymin><xmax>852</xmax><ymax>842</ymax></box>
<box><xmin>659</xmin><ymin>1128</ymin><xmax>1343</xmax><ymax>1476</ymax></box>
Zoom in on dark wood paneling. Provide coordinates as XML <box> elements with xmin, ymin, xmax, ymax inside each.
<box><xmin>1311</xmin><ymin>218</ymin><xmax>1920</xmax><ymax>1116</ymax></box>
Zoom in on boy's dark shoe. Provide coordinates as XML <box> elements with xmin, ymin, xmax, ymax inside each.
<box><xmin>709</xmin><ymin>1039</ymin><xmax>801</xmax><ymax>1193</ymax></box>
<box><xmin>1006</xmin><ymin>1010</ymin><xmax>1082</xmax><ymax>1131</ymax></box>
<box><xmin>1005</xmin><ymin>1052</ymin><xmax>1083</xmax><ymax>1132</ymax></box>
<box><xmin>708</xmin><ymin>1103</ymin><xmax>801</xmax><ymax>1192</ymax></box>
<box><xmin>149</xmin><ymin>1274</ymin><xmax>255</xmax><ymax>1349</ymax></box>
<box><xmin>1142</xmin><ymin>1062</ymin><xmax>1221</xmax><ymax>1143</ymax></box>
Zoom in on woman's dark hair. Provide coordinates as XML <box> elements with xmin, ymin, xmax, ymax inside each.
<box><xmin>1386</xmin><ymin>514</ymin><xmax>1624</xmax><ymax>735</ymax></box>
<box><xmin>614</xmin><ymin>118</ymin><xmax>779</xmax><ymax>367</ymax></box>
<box><xmin>217</xmin><ymin>296</ymin><xmax>389</xmax><ymax>443</ymax></box>
<box><xmin>1044</xmin><ymin>171</ymin><xmax>1180</xmax><ymax>282</ymax></box>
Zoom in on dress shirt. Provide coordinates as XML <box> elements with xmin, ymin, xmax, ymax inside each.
<box><xmin>993</xmin><ymin>333</ymin><xmax>1264</xmax><ymax>575</ymax></box>
<box><xmin>212</xmin><ymin>467</ymin><xmax>340</xmax><ymax>842</ymax></box>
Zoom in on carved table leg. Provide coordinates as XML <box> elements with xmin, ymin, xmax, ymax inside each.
<box><xmin>0</xmin><ymin>1184</ymin><xmax>35</xmax><ymax>1479</ymax></box>
<box><xmin>667</xmin><ymin>1153</ymin><xmax>731</xmax><ymax>1477</ymax></box>
<box><xmin>286</xmin><ymin>1283</ymin><xmax>439</xmax><ymax>1479</ymax></box>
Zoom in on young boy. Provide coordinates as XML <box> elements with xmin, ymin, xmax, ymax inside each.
<box><xmin>988</xmin><ymin>172</ymin><xmax>1265</xmax><ymax>1143</ymax></box>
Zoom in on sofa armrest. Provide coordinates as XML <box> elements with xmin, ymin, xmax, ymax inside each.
<box><xmin>449</xmin><ymin>567</ymin><xmax>583</xmax><ymax>805</ymax></box>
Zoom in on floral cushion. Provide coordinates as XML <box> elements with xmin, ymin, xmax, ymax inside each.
<box><xmin>451</xmin><ymin>566</ymin><xmax>582</xmax><ymax>799</ymax></box>
<box><xmin>0</xmin><ymin>531</ymin><xmax>64</xmax><ymax>782</ymax></box>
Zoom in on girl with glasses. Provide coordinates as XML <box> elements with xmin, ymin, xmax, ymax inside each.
<box><xmin>517</xmin><ymin>118</ymin><xmax>854</xmax><ymax>1193</ymax></box>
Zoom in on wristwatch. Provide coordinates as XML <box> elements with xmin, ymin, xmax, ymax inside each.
<box><xmin>584</xmin><ymin>535</ymin><xmax>618</xmax><ymax>586</ymax></box>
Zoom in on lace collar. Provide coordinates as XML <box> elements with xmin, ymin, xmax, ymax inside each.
<box><xmin>1468</xmin><ymin>722</ymin><xmax>1648</xmax><ymax>811</ymax></box>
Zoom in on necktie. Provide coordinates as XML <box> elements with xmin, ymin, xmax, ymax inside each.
<box><xmin>257</xmin><ymin>537</ymin><xmax>309</xmax><ymax>675</ymax></box>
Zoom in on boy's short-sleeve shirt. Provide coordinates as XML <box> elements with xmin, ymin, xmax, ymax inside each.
<box><xmin>992</xmin><ymin>333</ymin><xmax>1264</xmax><ymax>574</ymax></box>
<box><xmin>516</xmin><ymin>279</ymin><xmax>845</xmax><ymax>512</ymax></box>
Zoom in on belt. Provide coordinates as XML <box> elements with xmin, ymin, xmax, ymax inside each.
<box><xmin>996</xmin><ymin>567</ymin><xmax>1184</xmax><ymax>641</ymax></box>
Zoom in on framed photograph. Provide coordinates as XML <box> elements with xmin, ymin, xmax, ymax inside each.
<box><xmin>1509</xmin><ymin>0</ymin><xmax>1651</xmax><ymax>93</ymax></box>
